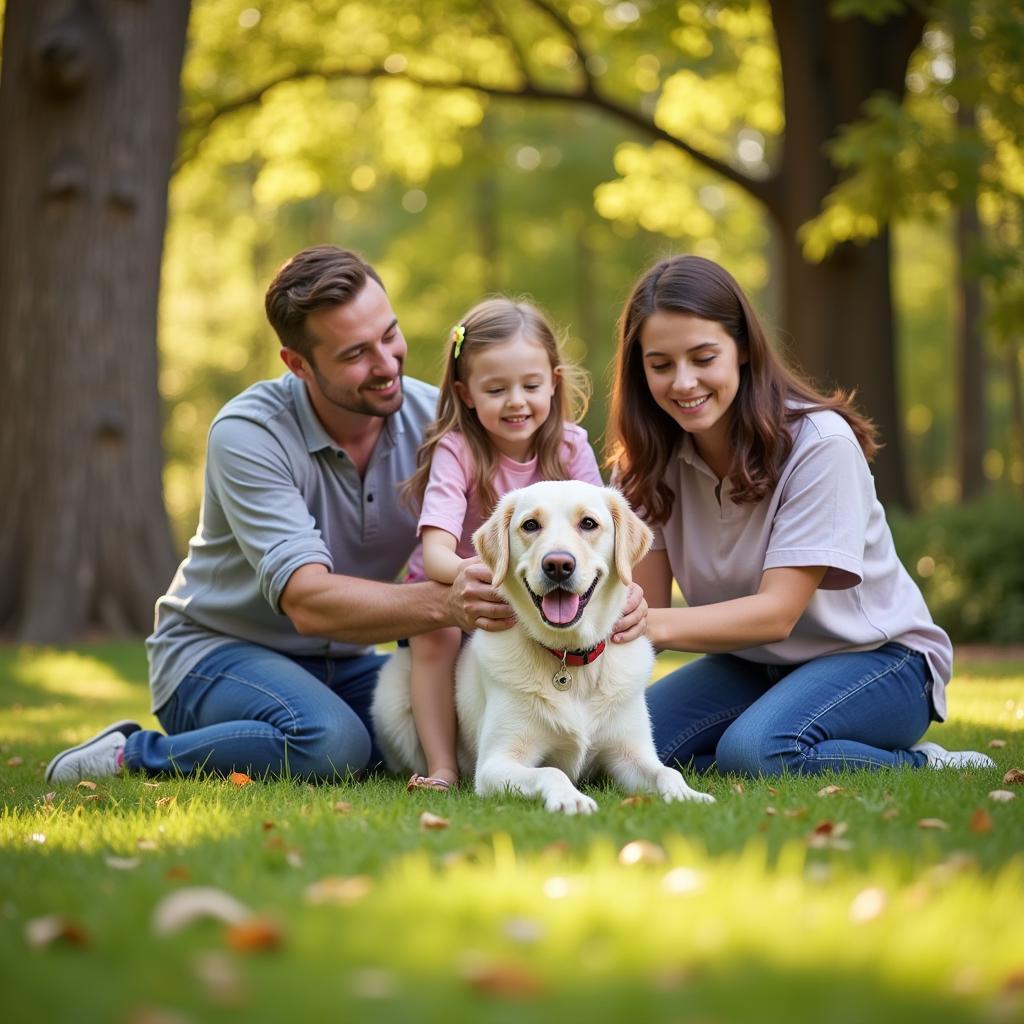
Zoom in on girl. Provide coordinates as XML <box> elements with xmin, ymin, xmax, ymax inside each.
<box><xmin>608</xmin><ymin>255</ymin><xmax>994</xmax><ymax>776</ymax></box>
<box><xmin>402</xmin><ymin>298</ymin><xmax>603</xmax><ymax>791</ymax></box>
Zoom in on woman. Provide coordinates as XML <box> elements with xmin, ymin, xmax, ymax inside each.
<box><xmin>608</xmin><ymin>255</ymin><xmax>993</xmax><ymax>776</ymax></box>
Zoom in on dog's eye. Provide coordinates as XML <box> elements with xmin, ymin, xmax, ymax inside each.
<box><xmin>521</xmin><ymin>518</ymin><xmax>541</xmax><ymax>532</ymax></box>
<box><xmin>579</xmin><ymin>516</ymin><xmax>599</xmax><ymax>531</ymax></box>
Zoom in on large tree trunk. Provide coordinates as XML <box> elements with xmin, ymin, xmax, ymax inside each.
<box><xmin>770</xmin><ymin>2</ymin><xmax>924</xmax><ymax>509</ymax></box>
<box><xmin>0</xmin><ymin>0</ymin><xmax>191</xmax><ymax>642</ymax></box>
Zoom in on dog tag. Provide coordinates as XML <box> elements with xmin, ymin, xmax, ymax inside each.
<box><xmin>552</xmin><ymin>668</ymin><xmax>572</xmax><ymax>691</ymax></box>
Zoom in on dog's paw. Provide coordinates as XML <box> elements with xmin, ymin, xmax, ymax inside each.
<box><xmin>657</xmin><ymin>768</ymin><xmax>716</xmax><ymax>805</ymax></box>
<box><xmin>544</xmin><ymin>787</ymin><xmax>599</xmax><ymax>815</ymax></box>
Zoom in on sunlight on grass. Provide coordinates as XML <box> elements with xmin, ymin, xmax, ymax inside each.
<box><xmin>942</xmin><ymin>678</ymin><xmax>1024</xmax><ymax>732</ymax></box>
<box><xmin>338</xmin><ymin>833</ymin><xmax>1024</xmax><ymax>1001</ymax></box>
<box><xmin>9</xmin><ymin>648</ymin><xmax>139</xmax><ymax>702</ymax></box>
<box><xmin>0</xmin><ymin>790</ymin><xmax>249</xmax><ymax>855</ymax></box>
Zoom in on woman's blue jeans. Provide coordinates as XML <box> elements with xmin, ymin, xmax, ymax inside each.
<box><xmin>122</xmin><ymin>642</ymin><xmax>387</xmax><ymax>781</ymax></box>
<box><xmin>647</xmin><ymin>642</ymin><xmax>934</xmax><ymax>776</ymax></box>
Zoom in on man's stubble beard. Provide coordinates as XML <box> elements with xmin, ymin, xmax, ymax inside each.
<box><xmin>310</xmin><ymin>361</ymin><xmax>404</xmax><ymax>418</ymax></box>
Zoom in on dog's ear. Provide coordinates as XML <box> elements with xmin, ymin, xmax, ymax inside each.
<box><xmin>472</xmin><ymin>492</ymin><xmax>517</xmax><ymax>587</ymax></box>
<box><xmin>606</xmin><ymin>488</ymin><xmax>653</xmax><ymax>586</ymax></box>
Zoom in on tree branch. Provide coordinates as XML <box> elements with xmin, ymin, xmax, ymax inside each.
<box><xmin>176</xmin><ymin>64</ymin><xmax>773</xmax><ymax>208</ymax></box>
<box><xmin>522</xmin><ymin>0</ymin><xmax>598</xmax><ymax>98</ymax></box>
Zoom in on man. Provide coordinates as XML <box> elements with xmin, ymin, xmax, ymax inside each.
<box><xmin>46</xmin><ymin>246</ymin><xmax>644</xmax><ymax>783</ymax></box>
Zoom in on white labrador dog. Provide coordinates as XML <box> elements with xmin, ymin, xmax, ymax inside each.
<box><xmin>373</xmin><ymin>480</ymin><xmax>713</xmax><ymax>814</ymax></box>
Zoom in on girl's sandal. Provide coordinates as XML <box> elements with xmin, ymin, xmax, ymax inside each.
<box><xmin>407</xmin><ymin>773</ymin><xmax>452</xmax><ymax>793</ymax></box>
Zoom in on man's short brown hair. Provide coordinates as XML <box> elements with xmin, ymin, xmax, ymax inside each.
<box><xmin>264</xmin><ymin>245</ymin><xmax>384</xmax><ymax>359</ymax></box>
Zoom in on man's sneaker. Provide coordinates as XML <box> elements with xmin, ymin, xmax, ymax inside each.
<box><xmin>911</xmin><ymin>740</ymin><xmax>996</xmax><ymax>770</ymax></box>
<box><xmin>45</xmin><ymin>720</ymin><xmax>142</xmax><ymax>783</ymax></box>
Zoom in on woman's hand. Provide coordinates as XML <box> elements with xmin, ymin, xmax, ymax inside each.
<box><xmin>610</xmin><ymin>582</ymin><xmax>648</xmax><ymax>644</ymax></box>
<box><xmin>447</xmin><ymin>559</ymin><xmax>516</xmax><ymax>633</ymax></box>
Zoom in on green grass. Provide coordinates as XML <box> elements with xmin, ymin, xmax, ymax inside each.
<box><xmin>1</xmin><ymin>644</ymin><xmax>1023</xmax><ymax>1024</ymax></box>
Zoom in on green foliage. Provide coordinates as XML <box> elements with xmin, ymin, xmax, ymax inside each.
<box><xmin>1</xmin><ymin>644</ymin><xmax>1023</xmax><ymax>1022</ymax></box>
<box><xmin>890</xmin><ymin>494</ymin><xmax>1024</xmax><ymax>643</ymax></box>
<box><xmin>801</xmin><ymin>0</ymin><xmax>1024</xmax><ymax>344</ymax></box>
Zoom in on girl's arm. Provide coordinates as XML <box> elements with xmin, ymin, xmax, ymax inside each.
<box><xmin>646</xmin><ymin>565</ymin><xmax>827</xmax><ymax>653</ymax></box>
<box><xmin>422</xmin><ymin>526</ymin><xmax>472</xmax><ymax>586</ymax></box>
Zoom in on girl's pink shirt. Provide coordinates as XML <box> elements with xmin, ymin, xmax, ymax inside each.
<box><xmin>406</xmin><ymin>423</ymin><xmax>603</xmax><ymax>578</ymax></box>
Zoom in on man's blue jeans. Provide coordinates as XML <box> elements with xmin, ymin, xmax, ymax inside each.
<box><xmin>122</xmin><ymin>642</ymin><xmax>387</xmax><ymax>780</ymax></box>
<box><xmin>647</xmin><ymin>642</ymin><xmax>934</xmax><ymax>775</ymax></box>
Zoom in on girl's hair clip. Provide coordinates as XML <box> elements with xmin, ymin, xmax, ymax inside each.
<box><xmin>451</xmin><ymin>323</ymin><xmax>466</xmax><ymax>359</ymax></box>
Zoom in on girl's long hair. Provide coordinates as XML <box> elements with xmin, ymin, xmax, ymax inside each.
<box><xmin>404</xmin><ymin>298</ymin><xmax>591</xmax><ymax>516</ymax></box>
<box><xmin>606</xmin><ymin>255</ymin><xmax>879</xmax><ymax>524</ymax></box>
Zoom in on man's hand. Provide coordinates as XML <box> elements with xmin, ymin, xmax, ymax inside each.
<box><xmin>448</xmin><ymin>560</ymin><xmax>516</xmax><ymax>633</ymax></box>
<box><xmin>610</xmin><ymin>582</ymin><xmax>648</xmax><ymax>644</ymax></box>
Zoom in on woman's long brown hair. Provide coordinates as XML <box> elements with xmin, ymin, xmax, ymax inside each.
<box><xmin>404</xmin><ymin>298</ymin><xmax>591</xmax><ymax>517</ymax></box>
<box><xmin>606</xmin><ymin>255</ymin><xmax>879</xmax><ymax>524</ymax></box>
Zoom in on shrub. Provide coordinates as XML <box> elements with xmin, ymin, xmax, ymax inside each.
<box><xmin>888</xmin><ymin>494</ymin><xmax>1024</xmax><ymax>644</ymax></box>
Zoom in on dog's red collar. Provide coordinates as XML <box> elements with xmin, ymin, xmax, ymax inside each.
<box><xmin>541</xmin><ymin>640</ymin><xmax>607</xmax><ymax>666</ymax></box>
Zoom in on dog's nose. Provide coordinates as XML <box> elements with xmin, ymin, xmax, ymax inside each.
<box><xmin>542</xmin><ymin>551</ymin><xmax>576</xmax><ymax>583</ymax></box>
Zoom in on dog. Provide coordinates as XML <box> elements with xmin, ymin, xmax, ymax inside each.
<box><xmin>372</xmin><ymin>480</ymin><xmax>714</xmax><ymax>814</ymax></box>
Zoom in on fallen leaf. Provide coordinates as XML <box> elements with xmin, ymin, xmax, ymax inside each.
<box><xmin>43</xmin><ymin>792</ymin><xmax>56</xmax><ymax>805</ymax></box>
<box><xmin>137</xmin><ymin>838</ymin><xmax>158</xmax><ymax>851</ymax></box>
<box><xmin>155</xmin><ymin>796</ymin><xmax>177</xmax><ymax>809</ymax></box>
<box><xmin>164</xmin><ymin>865</ymin><xmax>191</xmax><ymax>882</ymax></box>
<box><xmin>192</xmin><ymin>951</ymin><xmax>246</xmax><ymax>1007</ymax></box>
<box><xmin>304</xmin><ymin>876</ymin><xmax>373</xmax><ymax>906</ymax></box>
<box><xmin>849</xmin><ymin>887</ymin><xmax>887</xmax><ymax>924</ymax></box>
<box><xmin>917</xmin><ymin>817</ymin><xmax>950</xmax><ymax>830</ymax></box>
<box><xmin>224</xmin><ymin>918</ymin><xmax>281</xmax><ymax>952</ymax></box>
<box><xmin>123</xmin><ymin>1008</ymin><xmax>192</xmax><ymax>1024</ymax></box>
<box><xmin>261</xmin><ymin>821</ymin><xmax>275</xmax><ymax>831</ymax></box>
<box><xmin>618</xmin><ymin>795</ymin><xmax>651</xmax><ymax>807</ymax></box>
<box><xmin>969</xmin><ymin>808</ymin><xmax>993</xmax><ymax>834</ymax></box>
<box><xmin>817</xmin><ymin>785</ymin><xmax>844</xmax><ymax>797</ymax></box>
<box><xmin>618</xmin><ymin>839</ymin><xmax>667</xmax><ymax>865</ymax></box>
<box><xmin>462</xmin><ymin>961</ymin><xmax>544</xmax><ymax>1000</ymax></box>
<box><xmin>350</xmin><ymin>967</ymin><xmax>397</xmax><ymax>1000</ymax></box>
<box><xmin>105</xmin><ymin>855</ymin><xmax>141</xmax><ymax>871</ymax></box>
<box><xmin>419</xmin><ymin>811</ymin><xmax>450</xmax><ymax>831</ymax></box>
<box><xmin>767</xmin><ymin>786</ymin><xmax>778</xmax><ymax>797</ymax></box>
<box><xmin>228</xmin><ymin>772</ymin><xmax>252</xmax><ymax>787</ymax></box>
<box><xmin>501</xmin><ymin>916</ymin><xmax>545</xmax><ymax>944</ymax></box>
<box><xmin>806</xmin><ymin>820</ymin><xmax>851</xmax><ymax>849</ymax></box>
<box><xmin>988</xmin><ymin>789</ymin><xmax>1016</xmax><ymax>803</ymax></box>
<box><xmin>152</xmin><ymin>887</ymin><xmax>251</xmax><ymax>935</ymax></box>
<box><xmin>6</xmin><ymin>756</ymin><xmax>24</xmax><ymax>767</ymax></box>
<box><xmin>1002</xmin><ymin>768</ymin><xmax>1024</xmax><ymax>786</ymax></box>
<box><xmin>764</xmin><ymin>805</ymin><xmax>777</xmax><ymax>816</ymax></box>
<box><xmin>76</xmin><ymin>780</ymin><xmax>96</xmax><ymax>790</ymax></box>
<box><xmin>988</xmin><ymin>739</ymin><xmax>1007</xmax><ymax>749</ymax></box>
<box><xmin>25</xmin><ymin>914</ymin><xmax>90</xmax><ymax>949</ymax></box>
<box><xmin>882</xmin><ymin>807</ymin><xmax>900</xmax><ymax>821</ymax></box>
<box><xmin>333</xmin><ymin>801</ymin><xmax>353</xmax><ymax>814</ymax></box>
<box><xmin>811</xmin><ymin>820</ymin><xmax>847</xmax><ymax>837</ymax></box>
<box><xmin>143</xmin><ymin>781</ymin><xmax>161</xmax><ymax>788</ymax></box>
<box><xmin>540</xmin><ymin>840</ymin><xmax>570</xmax><ymax>860</ymax></box>
<box><xmin>662</xmin><ymin>866</ymin><xmax>705</xmax><ymax>895</ymax></box>
<box><xmin>730</xmin><ymin>782</ymin><xmax>745</xmax><ymax>795</ymax></box>
<box><xmin>784</xmin><ymin>806</ymin><xmax>808</xmax><ymax>819</ymax></box>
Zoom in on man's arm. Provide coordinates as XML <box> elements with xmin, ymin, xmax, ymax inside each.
<box><xmin>281</xmin><ymin>561</ymin><xmax>516</xmax><ymax>643</ymax></box>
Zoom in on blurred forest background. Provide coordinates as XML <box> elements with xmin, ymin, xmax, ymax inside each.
<box><xmin>1</xmin><ymin>0</ymin><xmax>1023</xmax><ymax>645</ymax></box>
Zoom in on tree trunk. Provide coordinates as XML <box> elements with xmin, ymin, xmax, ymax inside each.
<box><xmin>1007</xmin><ymin>336</ymin><xmax>1024</xmax><ymax>495</ymax></box>
<box><xmin>0</xmin><ymin>0</ymin><xmax>191</xmax><ymax>642</ymax></box>
<box><xmin>770</xmin><ymin>1</ymin><xmax>924</xmax><ymax>509</ymax></box>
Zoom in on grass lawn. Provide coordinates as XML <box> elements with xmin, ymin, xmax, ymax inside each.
<box><xmin>1</xmin><ymin>643</ymin><xmax>1022</xmax><ymax>1024</ymax></box>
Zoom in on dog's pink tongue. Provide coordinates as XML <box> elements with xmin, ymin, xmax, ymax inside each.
<box><xmin>541</xmin><ymin>590</ymin><xmax>580</xmax><ymax>625</ymax></box>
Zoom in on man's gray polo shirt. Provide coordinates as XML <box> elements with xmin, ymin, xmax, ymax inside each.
<box><xmin>145</xmin><ymin>373</ymin><xmax>438</xmax><ymax>713</ymax></box>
